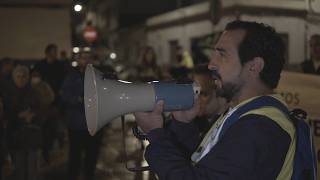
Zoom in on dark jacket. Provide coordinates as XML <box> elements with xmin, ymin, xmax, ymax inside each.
<box><xmin>34</xmin><ymin>59</ymin><xmax>66</xmax><ymax>94</ymax></box>
<box><xmin>61</xmin><ymin>68</ymin><xmax>87</xmax><ymax>130</ymax></box>
<box><xmin>0</xmin><ymin>117</ymin><xmax>8</xmax><ymax>163</ymax></box>
<box><xmin>145</xmin><ymin>114</ymin><xmax>290</xmax><ymax>180</ymax></box>
<box><xmin>3</xmin><ymin>82</ymin><xmax>42</xmax><ymax>150</ymax></box>
<box><xmin>301</xmin><ymin>59</ymin><xmax>320</xmax><ymax>75</ymax></box>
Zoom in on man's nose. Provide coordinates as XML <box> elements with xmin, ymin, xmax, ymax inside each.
<box><xmin>208</xmin><ymin>57</ymin><xmax>218</xmax><ymax>71</ymax></box>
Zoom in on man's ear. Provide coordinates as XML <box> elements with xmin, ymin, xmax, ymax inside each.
<box><xmin>248</xmin><ymin>57</ymin><xmax>264</xmax><ymax>74</ymax></box>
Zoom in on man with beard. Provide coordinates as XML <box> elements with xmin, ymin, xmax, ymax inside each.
<box><xmin>134</xmin><ymin>20</ymin><xmax>296</xmax><ymax>179</ymax></box>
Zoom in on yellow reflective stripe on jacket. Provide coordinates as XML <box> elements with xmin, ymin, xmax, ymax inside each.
<box><xmin>241</xmin><ymin>107</ymin><xmax>296</xmax><ymax>180</ymax></box>
<box><xmin>191</xmin><ymin>96</ymin><xmax>262</xmax><ymax>163</ymax></box>
<box><xmin>191</xmin><ymin>114</ymin><xmax>225</xmax><ymax>164</ymax></box>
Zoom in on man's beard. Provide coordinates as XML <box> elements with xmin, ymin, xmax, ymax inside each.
<box><xmin>211</xmin><ymin>69</ymin><xmax>242</xmax><ymax>102</ymax></box>
<box><xmin>216</xmin><ymin>81</ymin><xmax>242</xmax><ymax>103</ymax></box>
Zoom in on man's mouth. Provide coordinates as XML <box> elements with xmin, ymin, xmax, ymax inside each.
<box><xmin>211</xmin><ymin>70</ymin><xmax>221</xmax><ymax>80</ymax></box>
<box><xmin>211</xmin><ymin>70</ymin><xmax>222</xmax><ymax>90</ymax></box>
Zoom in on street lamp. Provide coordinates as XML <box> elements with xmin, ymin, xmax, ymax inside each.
<box><xmin>73</xmin><ymin>47</ymin><xmax>80</xmax><ymax>53</ymax></box>
<box><xmin>110</xmin><ymin>52</ymin><xmax>117</xmax><ymax>60</ymax></box>
<box><xmin>74</xmin><ymin>4</ymin><xmax>83</xmax><ymax>12</ymax></box>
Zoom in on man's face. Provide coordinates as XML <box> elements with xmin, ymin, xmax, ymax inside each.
<box><xmin>208</xmin><ymin>30</ymin><xmax>246</xmax><ymax>102</ymax></box>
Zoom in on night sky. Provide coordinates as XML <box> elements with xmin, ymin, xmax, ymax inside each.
<box><xmin>119</xmin><ymin>0</ymin><xmax>197</xmax><ymax>27</ymax></box>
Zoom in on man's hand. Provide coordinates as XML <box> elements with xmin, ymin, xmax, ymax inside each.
<box><xmin>172</xmin><ymin>98</ymin><xmax>200</xmax><ymax>123</ymax></box>
<box><xmin>134</xmin><ymin>100</ymin><xmax>164</xmax><ymax>134</ymax></box>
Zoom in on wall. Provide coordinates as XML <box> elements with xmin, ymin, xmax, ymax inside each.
<box><xmin>242</xmin><ymin>15</ymin><xmax>307</xmax><ymax>65</ymax></box>
<box><xmin>147</xmin><ymin>15</ymin><xmax>311</xmax><ymax>66</ymax></box>
<box><xmin>0</xmin><ymin>7</ymin><xmax>72</xmax><ymax>60</ymax></box>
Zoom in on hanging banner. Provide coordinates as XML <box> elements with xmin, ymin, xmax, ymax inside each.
<box><xmin>276</xmin><ymin>71</ymin><xmax>320</xmax><ymax>178</ymax></box>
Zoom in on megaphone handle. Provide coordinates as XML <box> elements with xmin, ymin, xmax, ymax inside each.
<box><xmin>121</xmin><ymin>115</ymin><xmax>151</xmax><ymax>172</ymax></box>
<box><xmin>132</xmin><ymin>125</ymin><xmax>147</xmax><ymax>140</ymax></box>
<box><xmin>126</xmin><ymin>165</ymin><xmax>151</xmax><ymax>172</ymax></box>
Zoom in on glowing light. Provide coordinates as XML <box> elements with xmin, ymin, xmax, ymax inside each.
<box><xmin>73</xmin><ymin>47</ymin><xmax>80</xmax><ymax>53</ymax></box>
<box><xmin>118</xmin><ymin>80</ymin><xmax>132</xmax><ymax>84</ymax></box>
<box><xmin>83</xmin><ymin>47</ymin><xmax>91</xmax><ymax>52</ymax></box>
<box><xmin>115</xmin><ymin>65</ymin><xmax>123</xmax><ymax>72</ymax></box>
<box><xmin>110</xmin><ymin>52</ymin><xmax>117</xmax><ymax>59</ymax></box>
<box><xmin>71</xmin><ymin>61</ymin><xmax>78</xmax><ymax>67</ymax></box>
<box><xmin>74</xmin><ymin>4</ymin><xmax>82</xmax><ymax>12</ymax></box>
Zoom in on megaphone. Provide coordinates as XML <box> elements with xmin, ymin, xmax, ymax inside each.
<box><xmin>84</xmin><ymin>64</ymin><xmax>201</xmax><ymax>135</ymax></box>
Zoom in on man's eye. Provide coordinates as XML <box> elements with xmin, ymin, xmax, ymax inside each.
<box><xmin>202</xmin><ymin>47</ymin><xmax>226</xmax><ymax>59</ymax></box>
<box><xmin>215</xmin><ymin>49</ymin><xmax>226</xmax><ymax>57</ymax></box>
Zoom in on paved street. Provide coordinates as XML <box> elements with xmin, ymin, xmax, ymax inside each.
<box><xmin>40</xmin><ymin>115</ymin><xmax>155</xmax><ymax>180</ymax></box>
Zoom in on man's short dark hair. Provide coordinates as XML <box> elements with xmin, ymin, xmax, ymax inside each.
<box><xmin>45</xmin><ymin>44</ymin><xmax>57</xmax><ymax>54</ymax></box>
<box><xmin>225</xmin><ymin>20</ymin><xmax>285</xmax><ymax>89</ymax></box>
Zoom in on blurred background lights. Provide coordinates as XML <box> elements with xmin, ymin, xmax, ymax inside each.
<box><xmin>110</xmin><ymin>52</ymin><xmax>117</xmax><ymax>59</ymax></box>
<box><xmin>115</xmin><ymin>65</ymin><xmax>123</xmax><ymax>72</ymax></box>
<box><xmin>74</xmin><ymin>4</ymin><xmax>82</xmax><ymax>12</ymax></box>
<box><xmin>83</xmin><ymin>47</ymin><xmax>91</xmax><ymax>52</ymax></box>
<box><xmin>71</xmin><ymin>61</ymin><xmax>78</xmax><ymax>67</ymax></box>
<box><xmin>73</xmin><ymin>47</ymin><xmax>80</xmax><ymax>53</ymax></box>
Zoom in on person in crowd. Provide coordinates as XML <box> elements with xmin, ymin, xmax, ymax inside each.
<box><xmin>30</xmin><ymin>71</ymin><xmax>55</xmax><ymax>110</ymax></box>
<box><xmin>137</xmin><ymin>46</ymin><xmax>161</xmax><ymax>82</ymax></box>
<box><xmin>0</xmin><ymin>92</ymin><xmax>13</xmax><ymax>180</ymax></box>
<box><xmin>0</xmin><ymin>58</ymin><xmax>15</xmax><ymax>94</ymax></box>
<box><xmin>301</xmin><ymin>34</ymin><xmax>320</xmax><ymax>75</ymax></box>
<box><xmin>30</xmin><ymin>70</ymin><xmax>56</xmax><ymax>163</ymax></box>
<box><xmin>192</xmin><ymin>64</ymin><xmax>227</xmax><ymax>136</ymax></box>
<box><xmin>61</xmin><ymin>51</ymin><xmax>103</xmax><ymax>180</ymax></box>
<box><xmin>4</xmin><ymin>65</ymin><xmax>42</xmax><ymax>180</ymax></box>
<box><xmin>134</xmin><ymin>20</ymin><xmax>294</xmax><ymax>179</ymax></box>
<box><xmin>60</xmin><ymin>50</ymin><xmax>73</xmax><ymax>74</ymax></box>
<box><xmin>170</xmin><ymin>46</ymin><xmax>194</xmax><ymax>81</ymax></box>
<box><xmin>0</xmin><ymin>92</ymin><xmax>5</xmax><ymax>180</ymax></box>
<box><xmin>33</xmin><ymin>44</ymin><xmax>66</xmax><ymax>97</ymax></box>
<box><xmin>33</xmin><ymin>43</ymin><xmax>66</xmax><ymax>162</ymax></box>
<box><xmin>60</xmin><ymin>50</ymin><xmax>69</xmax><ymax>62</ymax></box>
<box><xmin>175</xmin><ymin>46</ymin><xmax>194</xmax><ymax>69</ymax></box>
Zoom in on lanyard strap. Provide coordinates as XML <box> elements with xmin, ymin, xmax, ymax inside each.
<box><xmin>191</xmin><ymin>95</ymin><xmax>288</xmax><ymax>163</ymax></box>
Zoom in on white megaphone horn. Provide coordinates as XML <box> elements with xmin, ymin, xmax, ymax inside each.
<box><xmin>84</xmin><ymin>64</ymin><xmax>201</xmax><ymax>136</ymax></box>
